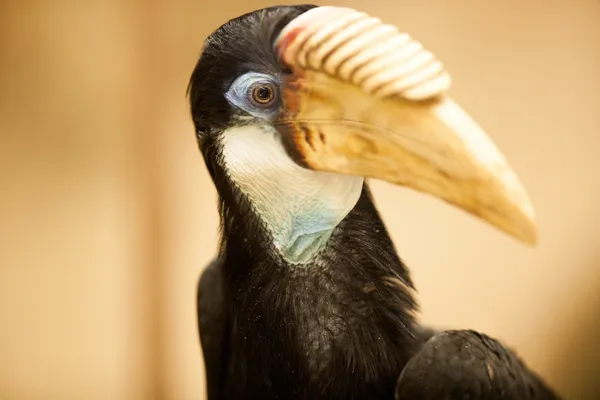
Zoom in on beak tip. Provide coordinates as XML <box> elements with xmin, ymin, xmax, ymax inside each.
<box><xmin>499</xmin><ymin>192</ymin><xmax>538</xmax><ymax>246</ymax></box>
<box><xmin>520</xmin><ymin>221</ymin><xmax>538</xmax><ymax>246</ymax></box>
<box><xmin>514</xmin><ymin>188</ymin><xmax>539</xmax><ymax>247</ymax></box>
<box><xmin>507</xmin><ymin>201</ymin><xmax>538</xmax><ymax>246</ymax></box>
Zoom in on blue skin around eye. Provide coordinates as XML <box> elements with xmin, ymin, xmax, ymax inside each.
<box><xmin>225</xmin><ymin>72</ymin><xmax>281</xmax><ymax>119</ymax></box>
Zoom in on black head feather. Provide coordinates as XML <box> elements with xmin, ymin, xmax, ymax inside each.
<box><xmin>188</xmin><ymin>5</ymin><xmax>316</xmax><ymax>138</ymax></box>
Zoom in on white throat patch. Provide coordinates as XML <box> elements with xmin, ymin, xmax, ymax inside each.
<box><xmin>220</xmin><ymin>125</ymin><xmax>364</xmax><ymax>264</ymax></box>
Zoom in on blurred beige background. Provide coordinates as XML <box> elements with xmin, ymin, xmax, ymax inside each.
<box><xmin>1</xmin><ymin>0</ymin><xmax>599</xmax><ymax>399</ymax></box>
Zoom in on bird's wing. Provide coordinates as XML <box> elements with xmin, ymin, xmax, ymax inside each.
<box><xmin>197</xmin><ymin>257</ymin><xmax>229</xmax><ymax>400</ymax></box>
<box><xmin>395</xmin><ymin>330</ymin><xmax>561</xmax><ymax>400</ymax></box>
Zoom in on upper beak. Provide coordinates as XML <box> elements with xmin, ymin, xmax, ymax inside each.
<box><xmin>274</xmin><ymin>6</ymin><xmax>537</xmax><ymax>244</ymax></box>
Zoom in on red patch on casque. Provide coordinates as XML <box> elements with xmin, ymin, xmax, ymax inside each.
<box><xmin>275</xmin><ymin>27</ymin><xmax>304</xmax><ymax>62</ymax></box>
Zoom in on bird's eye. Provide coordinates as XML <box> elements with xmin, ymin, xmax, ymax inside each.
<box><xmin>249</xmin><ymin>82</ymin><xmax>276</xmax><ymax>107</ymax></box>
<box><xmin>225</xmin><ymin>72</ymin><xmax>281</xmax><ymax>119</ymax></box>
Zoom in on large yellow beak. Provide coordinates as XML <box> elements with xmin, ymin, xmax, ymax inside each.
<box><xmin>274</xmin><ymin>6</ymin><xmax>537</xmax><ymax>244</ymax></box>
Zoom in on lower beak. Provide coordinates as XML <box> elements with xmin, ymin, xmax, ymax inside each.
<box><xmin>275</xmin><ymin>6</ymin><xmax>537</xmax><ymax>244</ymax></box>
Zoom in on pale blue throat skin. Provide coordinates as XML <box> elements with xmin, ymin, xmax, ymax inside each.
<box><xmin>220</xmin><ymin>124</ymin><xmax>364</xmax><ymax>264</ymax></box>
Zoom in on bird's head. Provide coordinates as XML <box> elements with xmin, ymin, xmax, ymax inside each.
<box><xmin>188</xmin><ymin>5</ymin><xmax>536</xmax><ymax>262</ymax></box>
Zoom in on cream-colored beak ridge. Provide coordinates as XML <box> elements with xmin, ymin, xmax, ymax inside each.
<box><xmin>275</xmin><ymin>6</ymin><xmax>537</xmax><ymax>244</ymax></box>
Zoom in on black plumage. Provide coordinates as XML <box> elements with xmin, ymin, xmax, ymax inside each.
<box><xmin>189</xmin><ymin>5</ymin><xmax>561</xmax><ymax>400</ymax></box>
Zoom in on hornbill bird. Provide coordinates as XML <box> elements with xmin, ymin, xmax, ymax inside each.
<box><xmin>188</xmin><ymin>4</ymin><xmax>561</xmax><ymax>400</ymax></box>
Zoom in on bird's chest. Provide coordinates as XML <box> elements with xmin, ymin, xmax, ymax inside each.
<box><xmin>227</xmin><ymin>269</ymin><xmax>406</xmax><ymax>399</ymax></box>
